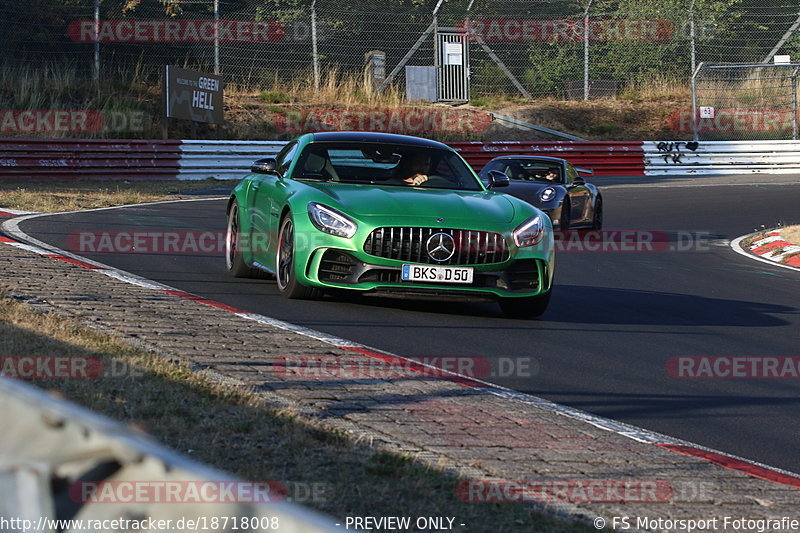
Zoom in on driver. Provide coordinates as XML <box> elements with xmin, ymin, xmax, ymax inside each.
<box><xmin>401</xmin><ymin>152</ymin><xmax>432</xmax><ymax>186</ymax></box>
<box><xmin>543</xmin><ymin>169</ymin><xmax>560</xmax><ymax>182</ymax></box>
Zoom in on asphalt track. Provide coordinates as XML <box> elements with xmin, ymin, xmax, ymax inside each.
<box><xmin>13</xmin><ymin>175</ymin><xmax>800</xmax><ymax>473</ymax></box>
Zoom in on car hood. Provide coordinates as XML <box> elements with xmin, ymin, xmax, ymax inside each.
<box><xmin>305</xmin><ymin>183</ymin><xmax>517</xmax><ymax>225</ymax></box>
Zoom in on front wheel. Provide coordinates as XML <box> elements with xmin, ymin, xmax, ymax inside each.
<box><xmin>591</xmin><ymin>197</ymin><xmax>603</xmax><ymax>230</ymax></box>
<box><xmin>276</xmin><ymin>215</ymin><xmax>319</xmax><ymax>299</ymax></box>
<box><xmin>499</xmin><ymin>291</ymin><xmax>551</xmax><ymax>319</ymax></box>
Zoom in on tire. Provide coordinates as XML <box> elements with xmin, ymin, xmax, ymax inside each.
<box><xmin>559</xmin><ymin>201</ymin><xmax>570</xmax><ymax>231</ymax></box>
<box><xmin>591</xmin><ymin>197</ymin><xmax>603</xmax><ymax>230</ymax></box>
<box><xmin>226</xmin><ymin>203</ymin><xmax>269</xmax><ymax>278</ymax></box>
<box><xmin>499</xmin><ymin>291</ymin><xmax>551</xmax><ymax>319</ymax></box>
<box><xmin>276</xmin><ymin>214</ymin><xmax>319</xmax><ymax>299</ymax></box>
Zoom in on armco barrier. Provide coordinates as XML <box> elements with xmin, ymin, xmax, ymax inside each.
<box><xmin>0</xmin><ymin>139</ymin><xmax>183</xmax><ymax>180</ymax></box>
<box><xmin>179</xmin><ymin>140</ymin><xmax>287</xmax><ymax>180</ymax></box>
<box><xmin>1</xmin><ymin>138</ymin><xmax>645</xmax><ymax>180</ymax></box>
<box><xmin>8</xmin><ymin>138</ymin><xmax>800</xmax><ymax>180</ymax></box>
<box><xmin>644</xmin><ymin>140</ymin><xmax>800</xmax><ymax>175</ymax></box>
<box><xmin>0</xmin><ymin>379</ymin><xmax>341</xmax><ymax>533</ymax></box>
<box><xmin>450</xmin><ymin>141</ymin><xmax>646</xmax><ymax>176</ymax></box>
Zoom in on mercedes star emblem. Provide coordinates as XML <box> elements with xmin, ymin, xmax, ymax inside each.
<box><xmin>426</xmin><ymin>232</ymin><xmax>455</xmax><ymax>262</ymax></box>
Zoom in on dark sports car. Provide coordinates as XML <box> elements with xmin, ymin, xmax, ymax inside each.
<box><xmin>478</xmin><ymin>156</ymin><xmax>602</xmax><ymax>230</ymax></box>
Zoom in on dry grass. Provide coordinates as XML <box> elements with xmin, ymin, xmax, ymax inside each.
<box><xmin>780</xmin><ymin>225</ymin><xmax>800</xmax><ymax>246</ymax></box>
<box><xmin>620</xmin><ymin>75</ymin><xmax>691</xmax><ymax>102</ymax></box>
<box><xmin>0</xmin><ymin>179</ymin><xmax>229</xmax><ymax>213</ymax></box>
<box><xmin>0</xmin><ymin>293</ymin><xmax>593</xmax><ymax>532</ymax></box>
<box><xmin>229</xmin><ymin>68</ymin><xmax>405</xmax><ymax>109</ymax></box>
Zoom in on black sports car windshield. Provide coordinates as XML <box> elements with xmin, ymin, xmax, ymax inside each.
<box><xmin>293</xmin><ymin>142</ymin><xmax>483</xmax><ymax>191</ymax></box>
<box><xmin>485</xmin><ymin>160</ymin><xmax>564</xmax><ymax>184</ymax></box>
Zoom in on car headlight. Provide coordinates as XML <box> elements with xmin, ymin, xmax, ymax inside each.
<box><xmin>308</xmin><ymin>203</ymin><xmax>358</xmax><ymax>238</ymax></box>
<box><xmin>513</xmin><ymin>215</ymin><xmax>544</xmax><ymax>247</ymax></box>
<box><xmin>539</xmin><ymin>187</ymin><xmax>556</xmax><ymax>202</ymax></box>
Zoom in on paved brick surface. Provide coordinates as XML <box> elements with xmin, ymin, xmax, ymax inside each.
<box><xmin>1</xmin><ymin>240</ymin><xmax>800</xmax><ymax>532</ymax></box>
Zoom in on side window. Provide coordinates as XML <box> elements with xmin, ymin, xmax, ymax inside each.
<box><xmin>276</xmin><ymin>142</ymin><xmax>298</xmax><ymax>175</ymax></box>
<box><xmin>566</xmin><ymin>164</ymin><xmax>578</xmax><ymax>184</ymax></box>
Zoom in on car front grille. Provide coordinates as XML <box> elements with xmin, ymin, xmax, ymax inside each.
<box><xmin>363</xmin><ymin>227</ymin><xmax>510</xmax><ymax>265</ymax></box>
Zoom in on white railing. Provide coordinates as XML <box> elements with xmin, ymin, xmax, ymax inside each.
<box><xmin>0</xmin><ymin>379</ymin><xmax>342</xmax><ymax>533</ymax></box>
<box><xmin>644</xmin><ymin>140</ymin><xmax>800</xmax><ymax>175</ymax></box>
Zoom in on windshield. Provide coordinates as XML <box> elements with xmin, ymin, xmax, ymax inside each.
<box><xmin>292</xmin><ymin>142</ymin><xmax>484</xmax><ymax>191</ymax></box>
<box><xmin>485</xmin><ymin>160</ymin><xmax>563</xmax><ymax>184</ymax></box>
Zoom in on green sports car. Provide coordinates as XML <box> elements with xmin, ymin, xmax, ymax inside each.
<box><xmin>225</xmin><ymin>132</ymin><xmax>555</xmax><ymax>317</ymax></box>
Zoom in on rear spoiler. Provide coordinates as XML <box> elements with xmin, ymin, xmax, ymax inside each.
<box><xmin>575</xmin><ymin>167</ymin><xmax>594</xmax><ymax>175</ymax></box>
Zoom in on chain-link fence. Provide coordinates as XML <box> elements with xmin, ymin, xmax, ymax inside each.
<box><xmin>3</xmin><ymin>0</ymin><xmax>800</xmax><ymax>96</ymax></box>
<box><xmin>2</xmin><ymin>1</ymin><xmax>800</xmax><ymax>139</ymax></box>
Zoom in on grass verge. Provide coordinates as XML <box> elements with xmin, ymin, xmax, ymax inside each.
<box><xmin>0</xmin><ymin>292</ymin><xmax>595</xmax><ymax>532</ymax></box>
<box><xmin>0</xmin><ymin>179</ymin><xmax>232</xmax><ymax>213</ymax></box>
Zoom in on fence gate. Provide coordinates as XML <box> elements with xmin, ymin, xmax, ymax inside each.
<box><xmin>435</xmin><ymin>29</ymin><xmax>470</xmax><ymax>102</ymax></box>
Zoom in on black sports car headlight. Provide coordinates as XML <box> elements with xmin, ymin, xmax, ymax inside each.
<box><xmin>513</xmin><ymin>215</ymin><xmax>545</xmax><ymax>247</ymax></box>
<box><xmin>539</xmin><ymin>187</ymin><xmax>556</xmax><ymax>202</ymax></box>
<box><xmin>308</xmin><ymin>203</ymin><xmax>358</xmax><ymax>238</ymax></box>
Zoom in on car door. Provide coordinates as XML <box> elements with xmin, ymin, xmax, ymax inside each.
<box><xmin>249</xmin><ymin>141</ymin><xmax>297</xmax><ymax>264</ymax></box>
<box><xmin>564</xmin><ymin>162</ymin><xmax>591</xmax><ymax>225</ymax></box>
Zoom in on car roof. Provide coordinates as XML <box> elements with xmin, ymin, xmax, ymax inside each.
<box><xmin>489</xmin><ymin>155</ymin><xmax>567</xmax><ymax>164</ymax></box>
<box><xmin>308</xmin><ymin>131</ymin><xmax>450</xmax><ymax>150</ymax></box>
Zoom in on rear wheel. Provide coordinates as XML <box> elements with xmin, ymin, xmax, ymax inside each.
<box><xmin>499</xmin><ymin>291</ymin><xmax>551</xmax><ymax>319</ymax></box>
<box><xmin>276</xmin><ymin>215</ymin><xmax>319</xmax><ymax>299</ymax></box>
<box><xmin>226</xmin><ymin>203</ymin><xmax>268</xmax><ymax>278</ymax></box>
<box><xmin>591</xmin><ymin>197</ymin><xmax>603</xmax><ymax>230</ymax></box>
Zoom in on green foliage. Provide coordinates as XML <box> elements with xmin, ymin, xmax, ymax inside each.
<box><xmin>259</xmin><ymin>90</ymin><xmax>292</xmax><ymax>103</ymax></box>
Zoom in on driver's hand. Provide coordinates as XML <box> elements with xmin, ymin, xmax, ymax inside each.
<box><xmin>404</xmin><ymin>174</ymin><xmax>429</xmax><ymax>186</ymax></box>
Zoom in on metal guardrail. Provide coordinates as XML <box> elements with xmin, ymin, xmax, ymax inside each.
<box><xmin>179</xmin><ymin>140</ymin><xmax>286</xmax><ymax>180</ymax></box>
<box><xmin>643</xmin><ymin>140</ymin><xmax>800</xmax><ymax>175</ymax></box>
<box><xmin>0</xmin><ymin>379</ymin><xmax>342</xmax><ymax>533</ymax></box>
<box><xmin>6</xmin><ymin>138</ymin><xmax>800</xmax><ymax>180</ymax></box>
<box><xmin>0</xmin><ymin>139</ymin><xmax>182</xmax><ymax>180</ymax></box>
<box><xmin>450</xmin><ymin>140</ymin><xmax>646</xmax><ymax>176</ymax></box>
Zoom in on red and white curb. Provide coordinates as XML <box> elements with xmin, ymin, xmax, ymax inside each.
<box><xmin>0</xmin><ymin>209</ymin><xmax>36</xmax><ymax>218</ymax></box>
<box><xmin>731</xmin><ymin>228</ymin><xmax>800</xmax><ymax>272</ymax></box>
<box><xmin>4</xmin><ymin>200</ymin><xmax>800</xmax><ymax>492</ymax></box>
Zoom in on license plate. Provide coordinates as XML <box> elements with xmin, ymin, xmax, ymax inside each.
<box><xmin>401</xmin><ymin>264</ymin><xmax>474</xmax><ymax>284</ymax></box>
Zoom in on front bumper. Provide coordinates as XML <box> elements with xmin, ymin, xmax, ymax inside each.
<box><xmin>301</xmin><ymin>248</ymin><xmax>552</xmax><ymax>299</ymax></box>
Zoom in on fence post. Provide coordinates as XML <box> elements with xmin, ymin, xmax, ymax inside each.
<box><xmin>214</xmin><ymin>0</ymin><xmax>220</xmax><ymax>75</ymax></box>
<box><xmin>792</xmin><ymin>67</ymin><xmax>799</xmax><ymax>140</ymax></box>
<box><xmin>691</xmin><ymin>61</ymin><xmax>703</xmax><ymax>141</ymax></box>
<box><xmin>93</xmin><ymin>0</ymin><xmax>100</xmax><ymax>82</ymax></box>
<box><xmin>583</xmin><ymin>0</ymin><xmax>593</xmax><ymax>100</ymax></box>
<box><xmin>690</xmin><ymin>0</ymin><xmax>696</xmax><ymax>77</ymax></box>
<box><xmin>312</xmin><ymin>0</ymin><xmax>320</xmax><ymax>90</ymax></box>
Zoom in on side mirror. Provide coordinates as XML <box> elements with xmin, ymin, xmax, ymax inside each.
<box><xmin>573</xmin><ymin>175</ymin><xmax>586</xmax><ymax>185</ymax></box>
<box><xmin>487</xmin><ymin>170</ymin><xmax>510</xmax><ymax>189</ymax></box>
<box><xmin>251</xmin><ymin>158</ymin><xmax>279</xmax><ymax>175</ymax></box>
